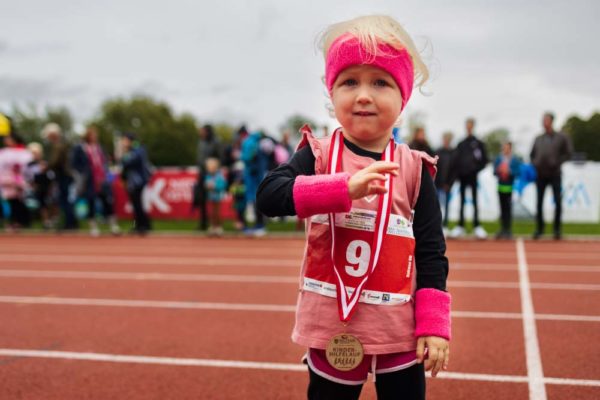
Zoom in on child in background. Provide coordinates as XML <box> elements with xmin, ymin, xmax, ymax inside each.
<box><xmin>257</xmin><ymin>15</ymin><xmax>450</xmax><ymax>400</ymax></box>
<box><xmin>493</xmin><ymin>141</ymin><xmax>522</xmax><ymax>239</ymax></box>
<box><xmin>228</xmin><ymin>160</ymin><xmax>247</xmax><ymax>231</ymax></box>
<box><xmin>25</xmin><ymin>142</ymin><xmax>55</xmax><ymax>230</ymax></box>
<box><xmin>204</xmin><ymin>157</ymin><xmax>227</xmax><ymax>236</ymax></box>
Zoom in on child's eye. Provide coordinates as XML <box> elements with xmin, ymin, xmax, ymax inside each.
<box><xmin>342</xmin><ymin>78</ymin><xmax>358</xmax><ymax>86</ymax></box>
<box><xmin>374</xmin><ymin>79</ymin><xmax>390</xmax><ymax>87</ymax></box>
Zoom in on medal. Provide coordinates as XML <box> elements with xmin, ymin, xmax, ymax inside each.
<box><xmin>326</xmin><ymin>333</ymin><xmax>364</xmax><ymax>371</ymax></box>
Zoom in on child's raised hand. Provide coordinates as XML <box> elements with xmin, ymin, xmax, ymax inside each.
<box><xmin>347</xmin><ymin>161</ymin><xmax>399</xmax><ymax>200</ymax></box>
<box><xmin>416</xmin><ymin>336</ymin><xmax>450</xmax><ymax>378</ymax></box>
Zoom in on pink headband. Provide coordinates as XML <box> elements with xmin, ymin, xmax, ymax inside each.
<box><xmin>325</xmin><ymin>34</ymin><xmax>414</xmax><ymax>110</ymax></box>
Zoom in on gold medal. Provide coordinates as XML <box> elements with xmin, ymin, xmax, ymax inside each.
<box><xmin>326</xmin><ymin>333</ymin><xmax>364</xmax><ymax>371</ymax></box>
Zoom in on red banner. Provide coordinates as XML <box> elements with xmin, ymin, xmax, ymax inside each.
<box><xmin>113</xmin><ymin>168</ymin><xmax>235</xmax><ymax>220</ymax></box>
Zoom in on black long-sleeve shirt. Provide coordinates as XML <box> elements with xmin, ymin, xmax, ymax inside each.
<box><xmin>257</xmin><ymin>138</ymin><xmax>448</xmax><ymax>291</ymax></box>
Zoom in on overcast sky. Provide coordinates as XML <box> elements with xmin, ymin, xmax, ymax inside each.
<box><xmin>1</xmin><ymin>0</ymin><xmax>599</xmax><ymax>155</ymax></box>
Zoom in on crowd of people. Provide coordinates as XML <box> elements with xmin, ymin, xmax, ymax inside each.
<box><xmin>0</xmin><ymin>119</ymin><xmax>296</xmax><ymax>237</ymax></box>
<box><xmin>0</xmin><ymin>111</ymin><xmax>573</xmax><ymax>240</ymax></box>
<box><xmin>407</xmin><ymin>112</ymin><xmax>573</xmax><ymax>240</ymax></box>
<box><xmin>193</xmin><ymin>124</ymin><xmax>294</xmax><ymax>236</ymax></box>
<box><xmin>0</xmin><ymin>123</ymin><xmax>153</xmax><ymax>236</ymax></box>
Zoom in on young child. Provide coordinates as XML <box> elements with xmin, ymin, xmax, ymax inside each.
<box><xmin>493</xmin><ymin>141</ymin><xmax>522</xmax><ymax>239</ymax></box>
<box><xmin>204</xmin><ymin>157</ymin><xmax>227</xmax><ymax>236</ymax></box>
<box><xmin>228</xmin><ymin>160</ymin><xmax>247</xmax><ymax>231</ymax></box>
<box><xmin>257</xmin><ymin>15</ymin><xmax>450</xmax><ymax>400</ymax></box>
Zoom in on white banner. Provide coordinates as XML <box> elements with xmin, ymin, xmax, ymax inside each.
<box><xmin>445</xmin><ymin>162</ymin><xmax>600</xmax><ymax>223</ymax></box>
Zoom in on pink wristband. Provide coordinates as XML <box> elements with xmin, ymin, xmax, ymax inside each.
<box><xmin>414</xmin><ymin>288</ymin><xmax>452</xmax><ymax>340</ymax></box>
<box><xmin>293</xmin><ymin>173</ymin><xmax>352</xmax><ymax>218</ymax></box>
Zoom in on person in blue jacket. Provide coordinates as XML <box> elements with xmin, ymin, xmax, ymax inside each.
<box><xmin>493</xmin><ymin>141</ymin><xmax>522</xmax><ymax>239</ymax></box>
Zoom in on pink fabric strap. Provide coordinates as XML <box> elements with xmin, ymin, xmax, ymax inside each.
<box><xmin>414</xmin><ymin>288</ymin><xmax>452</xmax><ymax>340</ymax></box>
<box><xmin>293</xmin><ymin>173</ymin><xmax>352</xmax><ymax>219</ymax></box>
<box><xmin>325</xmin><ymin>34</ymin><xmax>414</xmax><ymax>110</ymax></box>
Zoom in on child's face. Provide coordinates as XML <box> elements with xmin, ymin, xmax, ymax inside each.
<box><xmin>206</xmin><ymin>159</ymin><xmax>219</xmax><ymax>174</ymax></box>
<box><xmin>331</xmin><ymin>65</ymin><xmax>402</xmax><ymax>147</ymax></box>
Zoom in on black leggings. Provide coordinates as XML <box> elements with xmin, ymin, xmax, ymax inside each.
<box><xmin>307</xmin><ymin>363</ymin><xmax>425</xmax><ymax>400</ymax></box>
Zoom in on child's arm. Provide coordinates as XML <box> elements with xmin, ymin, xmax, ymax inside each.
<box><xmin>257</xmin><ymin>146</ymin><xmax>398</xmax><ymax>218</ymax></box>
<box><xmin>257</xmin><ymin>146</ymin><xmax>353</xmax><ymax>218</ymax></box>
<box><xmin>412</xmin><ymin>164</ymin><xmax>451</xmax><ymax>377</ymax></box>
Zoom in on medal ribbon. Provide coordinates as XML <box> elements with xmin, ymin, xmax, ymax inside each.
<box><xmin>327</xmin><ymin>129</ymin><xmax>394</xmax><ymax>322</ymax></box>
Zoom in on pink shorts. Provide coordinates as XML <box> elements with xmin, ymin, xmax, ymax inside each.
<box><xmin>305</xmin><ymin>348</ymin><xmax>417</xmax><ymax>385</ymax></box>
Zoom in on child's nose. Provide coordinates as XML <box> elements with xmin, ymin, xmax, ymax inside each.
<box><xmin>356</xmin><ymin>86</ymin><xmax>373</xmax><ymax>104</ymax></box>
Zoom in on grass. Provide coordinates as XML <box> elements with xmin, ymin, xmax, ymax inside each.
<box><xmin>6</xmin><ymin>217</ymin><xmax>600</xmax><ymax>236</ymax></box>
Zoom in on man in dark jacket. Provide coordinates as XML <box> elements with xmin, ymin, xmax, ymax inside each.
<box><xmin>43</xmin><ymin>123</ymin><xmax>78</xmax><ymax>230</ymax></box>
<box><xmin>119</xmin><ymin>132</ymin><xmax>152</xmax><ymax>235</ymax></box>
<box><xmin>450</xmin><ymin>118</ymin><xmax>488</xmax><ymax>239</ymax></box>
<box><xmin>530</xmin><ymin>112</ymin><xmax>572</xmax><ymax>240</ymax></box>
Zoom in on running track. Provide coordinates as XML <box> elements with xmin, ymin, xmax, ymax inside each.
<box><xmin>0</xmin><ymin>235</ymin><xmax>599</xmax><ymax>399</ymax></box>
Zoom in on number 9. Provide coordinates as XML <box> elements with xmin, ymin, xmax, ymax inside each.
<box><xmin>345</xmin><ymin>240</ymin><xmax>371</xmax><ymax>277</ymax></box>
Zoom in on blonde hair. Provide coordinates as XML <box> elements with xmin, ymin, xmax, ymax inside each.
<box><xmin>319</xmin><ymin>15</ymin><xmax>429</xmax><ymax>90</ymax></box>
<box><xmin>41</xmin><ymin>122</ymin><xmax>62</xmax><ymax>139</ymax></box>
<box><xmin>27</xmin><ymin>142</ymin><xmax>44</xmax><ymax>158</ymax></box>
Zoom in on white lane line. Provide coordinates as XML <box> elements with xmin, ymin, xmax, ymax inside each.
<box><xmin>0</xmin><ymin>254</ymin><xmax>300</xmax><ymax>267</ymax></box>
<box><xmin>450</xmin><ymin>280</ymin><xmax>600</xmax><ymax>291</ymax></box>
<box><xmin>2</xmin><ymin>270</ymin><xmax>600</xmax><ymax>291</ymax></box>
<box><xmin>0</xmin><ymin>349</ymin><xmax>598</xmax><ymax>387</ymax></box>
<box><xmin>0</xmin><ymin>270</ymin><xmax>298</xmax><ymax>283</ymax></box>
<box><xmin>452</xmin><ymin>264</ymin><xmax>600</xmax><ymax>273</ymax></box>
<box><xmin>0</xmin><ymin>349</ymin><xmax>306</xmax><ymax>371</ymax></box>
<box><xmin>0</xmin><ymin>296</ymin><xmax>296</xmax><ymax>312</ymax></box>
<box><xmin>1</xmin><ymin>295</ymin><xmax>599</xmax><ymax>322</ymax></box>
<box><xmin>517</xmin><ymin>238</ymin><xmax>547</xmax><ymax>400</ymax></box>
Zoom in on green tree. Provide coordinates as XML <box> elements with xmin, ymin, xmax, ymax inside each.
<box><xmin>91</xmin><ymin>96</ymin><xmax>198</xmax><ymax>166</ymax></box>
<box><xmin>483</xmin><ymin>128</ymin><xmax>510</xmax><ymax>160</ymax></box>
<box><xmin>563</xmin><ymin>112</ymin><xmax>600</xmax><ymax>161</ymax></box>
<box><xmin>6</xmin><ymin>104</ymin><xmax>74</xmax><ymax>144</ymax></box>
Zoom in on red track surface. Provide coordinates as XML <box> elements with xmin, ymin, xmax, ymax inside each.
<box><xmin>0</xmin><ymin>235</ymin><xmax>599</xmax><ymax>399</ymax></box>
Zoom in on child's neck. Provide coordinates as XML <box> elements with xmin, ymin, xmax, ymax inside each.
<box><xmin>342</xmin><ymin>132</ymin><xmax>391</xmax><ymax>153</ymax></box>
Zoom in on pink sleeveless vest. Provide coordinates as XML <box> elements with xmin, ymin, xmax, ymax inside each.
<box><xmin>292</xmin><ymin>127</ymin><xmax>436</xmax><ymax>354</ymax></box>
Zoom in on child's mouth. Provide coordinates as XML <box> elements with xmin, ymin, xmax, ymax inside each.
<box><xmin>353</xmin><ymin>111</ymin><xmax>376</xmax><ymax>117</ymax></box>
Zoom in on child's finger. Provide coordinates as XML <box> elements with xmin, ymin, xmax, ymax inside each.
<box><xmin>363</xmin><ymin>173</ymin><xmax>387</xmax><ymax>183</ymax></box>
<box><xmin>426</xmin><ymin>346</ymin><xmax>438</xmax><ymax>373</ymax></box>
<box><xmin>415</xmin><ymin>338</ymin><xmax>425</xmax><ymax>363</ymax></box>
<box><xmin>366</xmin><ymin>161</ymin><xmax>399</xmax><ymax>175</ymax></box>
<box><xmin>443</xmin><ymin>347</ymin><xmax>450</xmax><ymax>370</ymax></box>
<box><xmin>367</xmin><ymin>184</ymin><xmax>387</xmax><ymax>196</ymax></box>
<box><xmin>432</xmin><ymin>349</ymin><xmax>444</xmax><ymax>377</ymax></box>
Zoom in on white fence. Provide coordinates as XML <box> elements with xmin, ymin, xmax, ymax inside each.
<box><xmin>445</xmin><ymin>162</ymin><xmax>600</xmax><ymax>223</ymax></box>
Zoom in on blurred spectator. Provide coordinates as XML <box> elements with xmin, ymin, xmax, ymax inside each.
<box><xmin>0</xmin><ymin>132</ymin><xmax>33</xmax><ymax>231</ymax></box>
<box><xmin>72</xmin><ymin>125</ymin><xmax>120</xmax><ymax>237</ymax></box>
<box><xmin>280</xmin><ymin>129</ymin><xmax>294</xmax><ymax>157</ymax></box>
<box><xmin>42</xmin><ymin>122</ymin><xmax>78</xmax><ymax>230</ymax></box>
<box><xmin>119</xmin><ymin>132</ymin><xmax>152</xmax><ymax>235</ymax></box>
<box><xmin>450</xmin><ymin>118</ymin><xmax>488</xmax><ymax>239</ymax></box>
<box><xmin>435</xmin><ymin>131</ymin><xmax>454</xmax><ymax>234</ymax></box>
<box><xmin>0</xmin><ymin>114</ymin><xmax>12</xmax><ymax>227</ymax></box>
<box><xmin>493</xmin><ymin>141</ymin><xmax>522</xmax><ymax>239</ymax></box>
<box><xmin>229</xmin><ymin>160</ymin><xmax>247</xmax><ymax>231</ymax></box>
<box><xmin>241</xmin><ymin>131</ymin><xmax>270</xmax><ymax>236</ymax></box>
<box><xmin>530</xmin><ymin>112</ymin><xmax>573</xmax><ymax>240</ymax></box>
<box><xmin>196</xmin><ymin>124</ymin><xmax>223</xmax><ymax>231</ymax></box>
<box><xmin>25</xmin><ymin>142</ymin><xmax>56</xmax><ymax>230</ymax></box>
<box><xmin>223</xmin><ymin>125</ymin><xmax>248</xmax><ymax>172</ymax></box>
<box><xmin>408</xmin><ymin>126</ymin><xmax>435</xmax><ymax>156</ymax></box>
<box><xmin>204</xmin><ymin>157</ymin><xmax>227</xmax><ymax>237</ymax></box>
